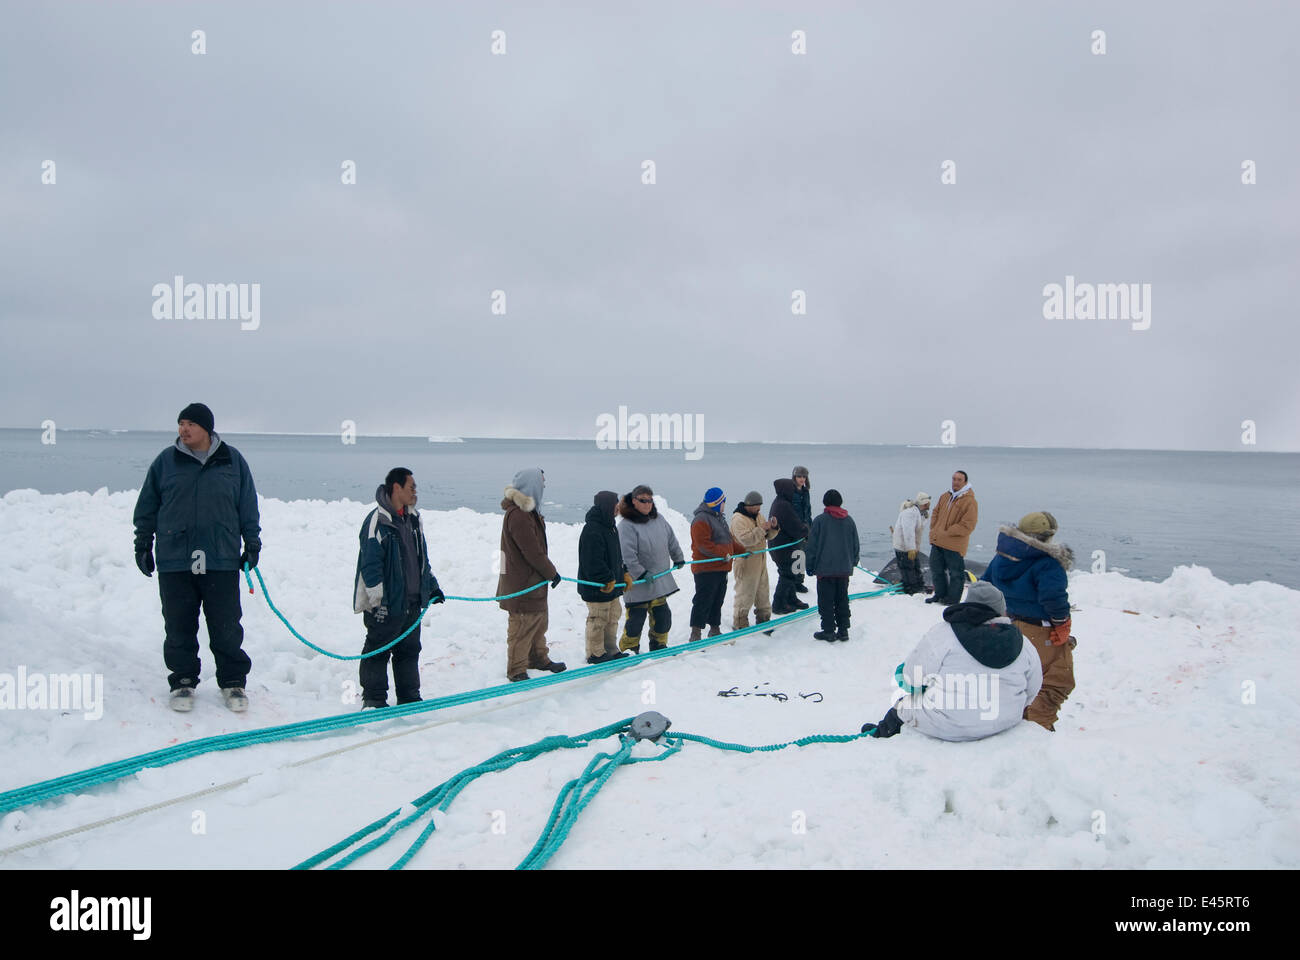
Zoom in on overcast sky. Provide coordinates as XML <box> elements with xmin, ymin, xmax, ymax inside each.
<box><xmin>2</xmin><ymin>1</ymin><xmax>1297</xmax><ymax>451</ymax></box>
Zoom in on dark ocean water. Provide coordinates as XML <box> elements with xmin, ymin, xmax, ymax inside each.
<box><xmin>2</xmin><ymin>429</ymin><xmax>1296</xmax><ymax>587</ymax></box>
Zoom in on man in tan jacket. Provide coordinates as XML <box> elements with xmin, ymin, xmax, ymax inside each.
<box><xmin>927</xmin><ymin>470</ymin><xmax>978</xmax><ymax>605</ymax></box>
<box><xmin>729</xmin><ymin>491</ymin><xmax>778</xmax><ymax>630</ymax></box>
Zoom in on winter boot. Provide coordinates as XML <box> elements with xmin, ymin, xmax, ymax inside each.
<box><xmin>813</xmin><ymin>631</ymin><xmax>836</xmax><ymax>642</ymax></box>
<box><xmin>689</xmin><ymin>627</ymin><xmax>703</xmax><ymax>643</ymax></box>
<box><xmin>757</xmin><ymin>612</ymin><xmax>774</xmax><ymax>636</ymax></box>
<box><xmin>733</xmin><ymin>614</ymin><xmax>749</xmax><ymax>632</ymax></box>
<box><xmin>648</xmin><ymin>631</ymin><xmax>670</xmax><ymax>652</ymax></box>
<box><xmin>508</xmin><ymin>672</ymin><xmax>529</xmax><ymax>682</ymax></box>
<box><xmin>792</xmin><ymin>598</ymin><xmax>810</xmax><ymax>610</ymax></box>
<box><xmin>836</xmin><ymin>628</ymin><xmax>850</xmax><ymax>641</ymax></box>
<box><xmin>619</xmin><ymin>631</ymin><xmax>641</xmax><ymax>655</ymax></box>
<box><xmin>221</xmin><ymin>687</ymin><xmax>249</xmax><ymax>713</ymax></box>
<box><xmin>587</xmin><ymin>650</ymin><xmax>629</xmax><ymax>665</ymax></box>
<box><xmin>169</xmin><ymin>688</ymin><xmax>195</xmax><ymax>713</ymax></box>
<box><xmin>707</xmin><ymin>625</ymin><xmax>721</xmax><ymax>638</ymax></box>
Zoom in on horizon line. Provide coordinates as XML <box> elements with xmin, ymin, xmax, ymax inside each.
<box><xmin>0</xmin><ymin>425</ymin><xmax>1294</xmax><ymax>455</ymax></box>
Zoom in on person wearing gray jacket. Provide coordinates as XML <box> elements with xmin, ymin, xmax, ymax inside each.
<box><xmin>617</xmin><ymin>485</ymin><xmax>685</xmax><ymax>653</ymax></box>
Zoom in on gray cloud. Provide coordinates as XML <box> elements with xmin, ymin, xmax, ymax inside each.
<box><xmin>2</xmin><ymin>0</ymin><xmax>1296</xmax><ymax>449</ymax></box>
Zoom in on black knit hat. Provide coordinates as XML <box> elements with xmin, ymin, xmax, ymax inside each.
<box><xmin>822</xmin><ymin>489</ymin><xmax>843</xmax><ymax>507</ymax></box>
<box><xmin>178</xmin><ymin>403</ymin><xmax>214</xmax><ymax>435</ymax></box>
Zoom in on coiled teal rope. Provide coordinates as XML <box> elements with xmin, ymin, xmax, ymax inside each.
<box><xmin>0</xmin><ymin>583</ymin><xmax>899</xmax><ymax>816</ymax></box>
<box><xmin>302</xmin><ymin>718</ymin><xmax>873</xmax><ymax>871</ymax></box>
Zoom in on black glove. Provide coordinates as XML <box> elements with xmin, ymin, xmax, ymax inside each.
<box><xmin>240</xmin><ymin>545</ymin><xmax>260</xmax><ymax>570</ymax></box>
<box><xmin>550</xmin><ymin>573</ymin><xmax>562</xmax><ymax>589</ymax></box>
<box><xmin>135</xmin><ymin>547</ymin><xmax>155</xmax><ymax>577</ymax></box>
<box><xmin>672</xmin><ymin>560</ymin><xmax>685</xmax><ymax>570</ymax></box>
<box><xmin>861</xmin><ymin>706</ymin><xmax>903</xmax><ymax>739</ymax></box>
<box><xmin>430</xmin><ymin>589</ymin><xmax>446</xmax><ymax>605</ymax></box>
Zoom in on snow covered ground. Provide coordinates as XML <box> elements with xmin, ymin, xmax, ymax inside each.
<box><xmin>1</xmin><ymin>488</ymin><xmax>1296</xmax><ymax>869</ymax></box>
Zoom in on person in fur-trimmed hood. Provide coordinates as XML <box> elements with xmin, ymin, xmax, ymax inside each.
<box><xmin>497</xmin><ymin>467</ymin><xmax>565</xmax><ymax>682</ymax></box>
<box><xmin>892</xmin><ymin>492</ymin><xmax>931</xmax><ymax>595</ymax></box>
<box><xmin>688</xmin><ymin>487</ymin><xmax>746</xmax><ymax>641</ymax></box>
<box><xmin>617</xmin><ymin>485</ymin><xmax>685</xmax><ymax>653</ymax></box>
<box><xmin>980</xmin><ymin>511</ymin><xmax>1075</xmax><ymax>731</ymax></box>
<box><xmin>861</xmin><ymin>582</ymin><xmax>1043</xmax><ymax>741</ymax></box>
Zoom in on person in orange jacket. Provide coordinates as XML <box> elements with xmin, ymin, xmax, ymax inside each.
<box><xmin>927</xmin><ymin>469</ymin><xmax>978</xmax><ymax>605</ymax></box>
<box><xmin>688</xmin><ymin>487</ymin><xmax>746</xmax><ymax>640</ymax></box>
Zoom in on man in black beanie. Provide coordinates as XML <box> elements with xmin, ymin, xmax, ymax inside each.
<box><xmin>132</xmin><ymin>403</ymin><xmax>262</xmax><ymax>713</ymax></box>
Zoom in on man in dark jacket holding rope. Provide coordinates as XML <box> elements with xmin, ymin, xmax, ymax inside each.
<box><xmin>353</xmin><ymin>467</ymin><xmax>444</xmax><ymax>708</ymax></box>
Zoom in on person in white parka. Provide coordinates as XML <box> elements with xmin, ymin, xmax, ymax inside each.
<box><xmin>861</xmin><ymin>582</ymin><xmax>1043</xmax><ymax>741</ymax></box>
<box><xmin>891</xmin><ymin>492</ymin><xmax>931</xmax><ymax>595</ymax></box>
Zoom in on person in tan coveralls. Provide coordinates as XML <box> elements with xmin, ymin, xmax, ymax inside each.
<box><xmin>729</xmin><ymin>491</ymin><xmax>779</xmax><ymax>630</ymax></box>
<box><xmin>497</xmin><ymin>467</ymin><xmax>565</xmax><ymax>682</ymax></box>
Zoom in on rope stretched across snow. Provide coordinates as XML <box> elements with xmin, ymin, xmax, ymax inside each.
<box><xmin>0</xmin><ymin>583</ymin><xmax>900</xmax><ymax>819</ymax></box>
<box><xmin>243</xmin><ymin>538</ymin><xmax>809</xmax><ymax>661</ymax></box>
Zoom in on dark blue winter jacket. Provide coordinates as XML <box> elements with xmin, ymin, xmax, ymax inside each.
<box><xmin>806</xmin><ymin>507</ymin><xmax>860</xmax><ymax>578</ymax></box>
<box><xmin>353</xmin><ymin>486</ymin><xmax>440</xmax><ymax>614</ymax></box>
<box><xmin>980</xmin><ymin>527</ymin><xmax>1072</xmax><ymax>623</ymax></box>
<box><xmin>133</xmin><ymin>437</ymin><xmax>261</xmax><ymax>573</ymax></box>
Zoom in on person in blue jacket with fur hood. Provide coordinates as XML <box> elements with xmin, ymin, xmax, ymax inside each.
<box><xmin>980</xmin><ymin>511</ymin><xmax>1075</xmax><ymax>731</ymax></box>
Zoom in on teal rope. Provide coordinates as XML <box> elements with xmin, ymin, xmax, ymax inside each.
<box><xmin>308</xmin><ymin>718</ymin><xmax>870</xmax><ymax>870</ymax></box>
<box><xmin>518</xmin><ymin>735</ymin><xmax>682</xmax><ymax>870</ymax></box>
<box><xmin>244</xmin><ymin>565</ymin><xmax>433</xmax><ymax>661</ymax></box>
<box><xmin>243</xmin><ymin>540</ymin><xmax>809</xmax><ymax>659</ymax></box>
<box><xmin>290</xmin><ymin>719</ymin><xmax>633</xmax><ymax>870</ymax></box>
<box><xmin>0</xmin><ymin>584</ymin><xmax>899</xmax><ymax>816</ymax></box>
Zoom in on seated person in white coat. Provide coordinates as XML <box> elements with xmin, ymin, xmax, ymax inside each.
<box><xmin>861</xmin><ymin>582</ymin><xmax>1042</xmax><ymax>741</ymax></box>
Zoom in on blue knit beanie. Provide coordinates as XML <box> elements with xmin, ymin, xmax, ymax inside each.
<box><xmin>703</xmin><ymin>487</ymin><xmax>725</xmax><ymax>513</ymax></box>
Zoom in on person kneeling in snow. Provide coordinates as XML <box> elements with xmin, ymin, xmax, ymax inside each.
<box><xmin>861</xmin><ymin>582</ymin><xmax>1042</xmax><ymax>741</ymax></box>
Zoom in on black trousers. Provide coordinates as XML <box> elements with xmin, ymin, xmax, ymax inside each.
<box><xmin>625</xmin><ymin>597</ymin><xmax>672</xmax><ymax>640</ymax></box>
<box><xmin>929</xmin><ymin>544</ymin><xmax>967</xmax><ymax>604</ymax></box>
<box><xmin>159</xmin><ymin>570</ymin><xmax>250</xmax><ymax>690</ymax></box>
<box><xmin>816</xmin><ymin>577</ymin><xmax>850</xmax><ymax>633</ymax></box>
<box><xmin>690</xmin><ymin>571</ymin><xmax>728</xmax><ymax>628</ymax></box>
<box><xmin>895</xmin><ymin>549</ymin><xmax>925</xmax><ymax>594</ymax></box>
<box><xmin>360</xmin><ymin>601</ymin><xmax>424</xmax><ymax>705</ymax></box>
<box><xmin>773</xmin><ymin>553</ymin><xmax>800</xmax><ymax>611</ymax></box>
